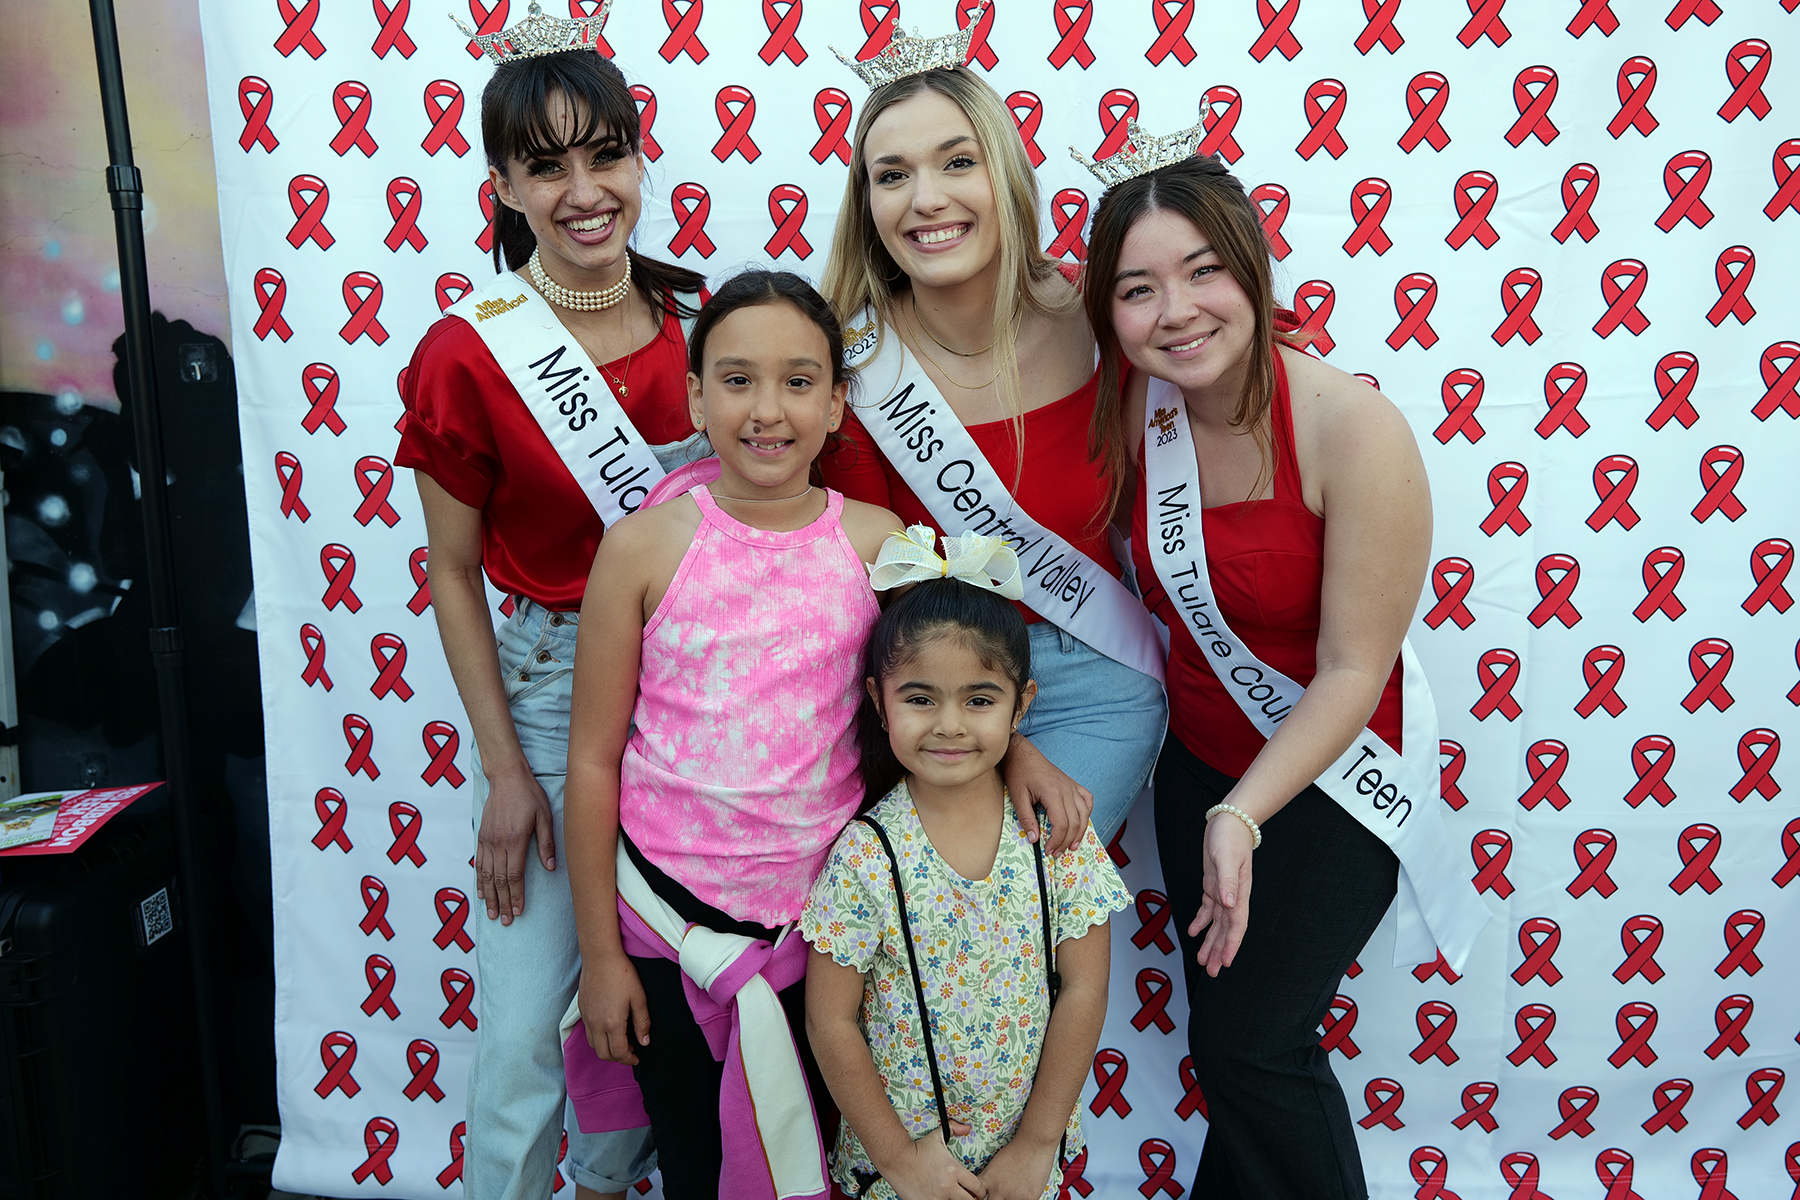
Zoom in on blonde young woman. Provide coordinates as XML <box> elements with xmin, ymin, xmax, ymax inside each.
<box><xmin>820</xmin><ymin>45</ymin><xmax>1166</xmax><ymax>845</ymax></box>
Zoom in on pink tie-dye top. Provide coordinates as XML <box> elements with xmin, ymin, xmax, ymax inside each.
<box><xmin>620</xmin><ymin>485</ymin><xmax>880</xmax><ymax>925</ymax></box>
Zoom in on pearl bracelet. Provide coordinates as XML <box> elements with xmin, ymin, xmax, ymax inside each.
<box><xmin>1205</xmin><ymin>803</ymin><xmax>1263</xmax><ymax>849</ymax></box>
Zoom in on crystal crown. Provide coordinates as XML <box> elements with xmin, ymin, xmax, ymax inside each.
<box><xmin>832</xmin><ymin>3</ymin><xmax>986</xmax><ymax>90</ymax></box>
<box><xmin>452</xmin><ymin>0</ymin><xmax>611</xmax><ymax>64</ymax></box>
<box><xmin>1071</xmin><ymin>117</ymin><xmax>1206</xmax><ymax>191</ymax></box>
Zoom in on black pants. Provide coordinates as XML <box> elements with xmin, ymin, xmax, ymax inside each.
<box><xmin>1154</xmin><ymin>734</ymin><xmax>1399</xmax><ymax>1200</ymax></box>
<box><xmin>621</xmin><ymin>833</ymin><xmax>832</xmax><ymax>1200</ymax></box>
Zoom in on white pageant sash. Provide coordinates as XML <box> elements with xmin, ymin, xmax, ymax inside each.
<box><xmin>1141</xmin><ymin>378</ymin><xmax>1491</xmax><ymax>970</ymax></box>
<box><xmin>449</xmin><ymin>273</ymin><xmax>668</xmax><ymax>523</ymax></box>
<box><xmin>846</xmin><ymin>315</ymin><xmax>1164</xmax><ymax>683</ymax></box>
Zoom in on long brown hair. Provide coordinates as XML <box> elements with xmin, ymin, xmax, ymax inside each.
<box><xmin>1082</xmin><ymin>155</ymin><xmax>1307</xmax><ymax>515</ymax></box>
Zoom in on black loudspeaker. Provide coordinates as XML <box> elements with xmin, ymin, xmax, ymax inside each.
<box><xmin>0</xmin><ymin>787</ymin><xmax>203</xmax><ymax>1200</ymax></box>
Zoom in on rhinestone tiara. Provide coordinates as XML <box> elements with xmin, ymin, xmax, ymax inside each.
<box><xmin>1071</xmin><ymin>117</ymin><xmax>1206</xmax><ymax>191</ymax></box>
<box><xmin>831</xmin><ymin>3</ymin><xmax>986</xmax><ymax>90</ymax></box>
<box><xmin>451</xmin><ymin>0</ymin><xmax>611</xmax><ymax>64</ymax></box>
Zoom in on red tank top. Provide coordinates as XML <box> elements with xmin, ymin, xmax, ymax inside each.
<box><xmin>1132</xmin><ymin>350</ymin><xmax>1403</xmax><ymax>778</ymax></box>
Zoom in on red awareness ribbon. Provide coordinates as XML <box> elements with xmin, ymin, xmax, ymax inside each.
<box><xmin>1448</xmin><ymin>172</ymin><xmax>1500</xmax><ymax>250</ymax></box>
<box><xmin>1610</xmin><ymin>1003</ymin><xmax>1659</xmax><ymax>1068</ymax></box>
<box><xmin>460</xmin><ymin>0</ymin><xmax>508</xmax><ymax>59</ymax></box>
<box><xmin>1506</xmin><ymin>66</ymin><xmax>1559</xmax><ymax>147</ymax></box>
<box><xmin>1508</xmin><ymin>1005</ymin><xmax>1557</xmax><ymax>1068</ymax></box>
<box><xmin>1550</xmin><ymin>1086</ymin><xmax>1600</xmax><ymax>1139</ymax></box>
<box><xmin>1716</xmin><ymin>909</ymin><xmax>1765</xmax><ymax>977</ymax></box>
<box><xmin>1408</xmin><ymin>954</ymin><xmax>1450</xmax><ymax>987</ymax></box>
<box><xmin>1006</xmin><ymin>92</ymin><xmax>1045</xmax><ymax>168</ymax></box>
<box><xmin>422</xmin><ymin>720</ymin><xmax>467</xmax><ymax>788</ymax></box>
<box><xmin>1408</xmin><ymin>1147</ymin><xmax>1459</xmax><ymax>1200</ymax></box>
<box><xmin>810</xmin><ymin>88</ymin><xmax>852</xmax><ymax>165</ymax></box>
<box><xmin>1425</xmin><ymin>558</ymin><xmax>1476</xmax><ymax>629</ymax></box>
<box><xmin>659</xmin><ymin>0</ymin><xmax>708</xmax><ymax>63</ymax></box>
<box><xmin>1439</xmin><ymin>742</ymin><xmax>1469</xmax><ymax>812</ymax></box>
<box><xmin>313</xmin><ymin>786</ymin><xmax>351</xmax><ymax>851</ymax></box>
<box><xmin>1746</xmin><ymin>541</ymin><xmax>1795</xmax><ymax>615</ymax></box>
<box><xmin>1059</xmin><ymin>1147</ymin><xmax>1093</xmax><ymax>1198</ymax></box>
<box><xmin>420</xmin><ymin>80</ymin><xmax>468</xmax><ymax>157</ymax></box>
<box><xmin>440</xmin><ymin>967</ymin><xmax>478</xmax><ymax>1030</ymax></box>
<box><xmin>1788</xmin><ymin>1141</ymin><xmax>1800</xmax><ymax>1192</ymax></box>
<box><xmin>1047</xmin><ymin>189</ymin><xmax>1089</xmax><ymax>261</ymax></box>
<box><xmin>1343</xmin><ymin>178</ymin><xmax>1393</xmax><ymax>257</ymax></box>
<box><xmin>1740</xmin><ymin>1068</ymin><xmax>1785</xmax><ymax>1129</ymax></box>
<box><xmin>631</xmin><ymin>85</ymin><xmax>662</xmax><ymax>162</ymax></box>
<box><xmin>1667</xmin><ymin>0</ymin><xmax>1722</xmax><ymax>28</ymax></box>
<box><xmin>1499</xmin><ymin>1153</ymin><xmax>1549</xmax><ymax>1200</ymax></box>
<box><xmin>1608</xmin><ymin>58</ymin><xmax>1658</xmax><ymax>139</ymax></box>
<box><xmin>1553</xmin><ymin>162</ymin><xmax>1601</xmax><ymax>244</ymax></box>
<box><xmin>1146</xmin><ymin>0</ymin><xmax>1197</xmax><ymax>65</ymax></box>
<box><xmin>1588</xmin><ymin>455</ymin><xmax>1641</xmax><ymax>532</ymax></box>
<box><xmin>854</xmin><ymin>0</ymin><xmax>898</xmax><ymax>62</ymax></box>
<box><xmin>321</xmin><ymin>544</ymin><xmax>362</xmax><ymax>613</ymax></box>
<box><xmin>1576</xmin><ymin>647</ymin><xmax>1626</xmax><ymax>719</ymax></box>
<box><xmin>1765</xmin><ymin>139</ymin><xmax>1800</xmax><ymax>220</ymax></box>
<box><xmin>330</xmin><ymin>81</ymin><xmax>378</xmax><ymax>157</ymax></box>
<box><xmin>384</xmin><ymin>178</ymin><xmax>427</xmax><ymax>252</ymax></box>
<box><xmin>1458</xmin><ymin>0</ymin><xmax>1510</xmax><ymax>47</ymax></box>
<box><xmin>1528</xmin><ymin>555</ymin><xmax>1581</xmax><ymax>628</ymax></box>
<box><xmin>1481</xmin><ymin>463</ymin><xmax>1530</xmax><ymax>536</ymax></box>
<box><xmin>1493</xmin><ymin>269</ymin><xmax>1544</xmax><ymax>347</ymax></box>
<box><xmin>1131</xmin><ymin>889</ymin><xmax>1175</xmax><ymax>954</ymax></box>
<box><xmin>352</xmin><ymin>1117</ymin><xmax>399</xmax><ymax>1185</ymax></box>
<box><xmin>1387</xmin><ymin>272</ymin><xmax>1438</xmax><ymax>349</ymax></box>
<box><xmin>359</xmin><ymin>875</ymin><xmax>394</xmax><ymax>939</ymax></box>
<box><xmin>1693</xmin><ymin>446</ymin><xmax>1744</xmax><ymax>522</ymax></box>
<box><xmin>1247</xmin><ymin>0</ymin><xmax>1298</xmax><ymax>62</ymax></box>
<box><xmin>668</xmin><ymin>182</ymin><xmax>716</xmax><ymax>258</ymax></box>
<box><xmin>1251</xmin><ymin>183</ymin><xmax>1289</xmax><ymax>259</ymax></box>
<box><xmin>343</xmin><ymin>714</ymin><xmax>380</xmax><ymax>780</ymax></box>
<box><xmin>1357</xmin><ymin>1079</ymin><xmax>1405</xmax><ymax>1130</ymax></box>
<box><xmin>1595</xmin><ymin>259</ymin><xmax>1650</xmax><ymax>337</ymax></box>
<box><xmin>436</xmin><ymin>274</ymin><xmax>472</xmax><ymax>314</ymax></box>
<box><xmin>1434</xmin><ymin>370</ymin><xmax>1484</xmax><ymax>444</ymax></box>
<box><xmin>1472</xmin><ymin>830</ymin><xmax>1515</xmax><ymax>897</ymax></box>
<box><xmin>1049</xmin><ymin>1</ymin><xmax>1095</xmax><ymax>69</ymax></box>
<box><xmin>434</xmin><ymin>887</ymin><xmax>474</xmax><ymax>951</ymax></box>
<box><xmin>1614</xmin><ymin>915</ymin><xmax>1664</xmax><ymax>984</ymax></box>
<box><xmin>1569</xmin><ymin>0</ymin><xmax>1619</xmax><ymax>36</ymax></box>
<box><xmin>1756</xmin><ymin>341</ymin><xmax>1800</xmax><ymax>421</ymax></box>
<box><xmin>1671</xmin><ymin>823</ymin><xmax>1724</xmax><ymax>895</ymax></box>
<box><xmin>1399</xmin><ymin>72</ymin><xmax>1450</xmax><ymax>154</ymax></box>
<box><xmin>1131</xmin><ymin>968</ymin><xmax>1175</xmax><ymax>1033</ymax></box>
<box><xmin>1106</xmin><ymin>822</ymin><xmax>1130</xmax><ymax>868</ymax></box>
<box><xmin>315</xmin><ymin>1030</ymin><xmax>361</xmax><ymax>1097</ymax></box>
<box><xmin>1089</xmin><ymin>1047</ymin><xmax>1132</xmax><ymax>1117</ymax></box>
<box><xmin>1682</xmin><ymin>639</ymin><xmax>1735</xmax><ymax>713</ymax></box>
<box><xmin>404</xmin><ymin>1038</ymin><xmax>445</xmax><ymax>1102</ymax></box>
<box><xmin>1692</xmin><ymin>1148</ymin><xmax>1737</xmax><ymax>1200</ymax></box>
<box><xmin>1411</xmin><ymin>1001</ymin><xmax>1459</xmax><ymax>1065</ymax></box>
<box><xmin>1791</xmin><ymin>640</ymin><xmax>1800</xmax><ymax>707</ymax></box>
<box><xmin>758</xmin><ymin>0</ymin><xmax>806</xmax><ymax>65</ymax></box>
<box><xmin>1568</xmin><ymin>829</ymin><xmax>1619</xmax><ymax>897</ymax></box>
<box><xmin>372</xmin><ymin>0</ymin><xmax>416</xmax><ymax>58</ymax></box>
<box><xmin>1292</xmin><ymin>280</ymin><xmax>1336</xmax><ymax>355</ymax></box>
<box><xmin>1512</xmin><ymin>917</ymin><xmax>1563</xmax><ymax>985</ymax></box>
<box><xmin>476</xmin><ymin>179</ymin><xmax>497</xmax><ymax>253</ymax></box>
<box><xmin>286</xmin><ymin>175</ymin><xmax>334</xmax><ymax>250</ymax></box>
<box><xmin>711</xmin><ymin>85</ymin><xmax>760</xmax><ymax>163</ymax></box>
<box><xmin>1094</xmin><ymin>89</ymin><xmax>1138</xmax><ymax>159</ymax></box>
<box><xmin>238</xmin><ymin>76</ymin><xmax>279</xmax><ymax>153</ymax></box>
<box><xmin>1296</xmin><ymin>79</ymin><xmax>1350</xmax><ymax>161</ymax></box>
<box><xmin>340</xmin><ymin>272</ymin><xmax>390</xmax><ymax>345</ymax></box>
<box><xmin>408</xmin><ymin>547</ymin><xmax>432</xmax><ymax>616</ymax></box>
<box><xmin>253</xmin><ymin>268</ymin><xmax>293</xmax><ymax>342</ymax></box>
<box><xmin>1472</xmin><ymin>648</ymin><xmax>1523</xmax><ymax>721</ymax></box>
<box><xmin>1199</xmin><ymin>86</ymin><xmax>1245</xmax><ymax>163</ymax></box>
<box><xmin>1657</xmin><ymin>150</ymin><xmax>1715</xmax><ymax>232</ymax></box>
<box><xmin>1731</xmin><ymin>728</ymin><xmax>1780</xmax><ymax>801</ymax></box>
<box><xmin>1357</xmin><ymin>0</ymin><xmax>1403</xmax><ymax>54</ymax></box>
<box><xmin>1175</xmin><ymin>1056</ymin><xmax>1207</xmax><ymax>1120</ymax></box>
<box><xmin>1537</xmin><ymin>362</ymin><xmax>1590</xmax><ymax>439</ymax></box>
<box><xmin>300</xmin><ymin>362</ymin><xmax>344</xmax><ymax>436</ymax></box>
<box><xmin>275</xmin><ymin>453</ymin><xmax>311</xmax><ymax>522</ymax></box>
<box><xmin>353</xmin><ymin>456</ymin><xmax>401</xmax><ymax>527</ymax></box>
<box><xmin>764</xmin><ymin>185</ymin><xmax>811</xmax><ymax>260</ymax></box>
<box><xmin>1706</xmin><ymin>246</ymin><xmax>1755</xmax><ymax>327</ymax></box>
<box><xmin>955</xmin><ymin>0</ymin><xmax>998</xmax><ymax>70</ymax></box>
<box><xmin>1138</xmin><ymin>1139</ymin><xmax>1182</xmax><ymax>1198</ymax></box>
<box><xmin>362</xmin><ymin>953</ymin><xmax>400</xmax><ymax>1018</ymax></box>
<box><xmin>1643</xmin><ymin>1078</ymin><xmax>1692</xmax><ymax>1132</ymax></box>
<box><xmin>370</xmin><ymin>632</ymin><xmax>413</xmax><ymax>701</ymax></box>
<box><xmin>568</xmin><ymin>0</ymin><xmax>615</xmax><ymax>54</ymax></box>
<box><xmin>1320</xmin><ymin>994</ymin><xmax>1362</xmax><ymax>1057</ymax></box>
<box><xmin>1707</xmin><ymin>994</ymin><xmax>1754</xmax><ymax>1059</ymax></box>
<box><xmin>1649</xmin><ymin>351</ymin><xmax>1699</xmax><ymax>429</ymax></box>
<box><xmin>1454</xmin><ymin>1081</ymin><xmax>1498</xmax><ymax>1132</ymax></box>
<box><xmin>1720</xmin><ymin>39</ymin><xmax>1772</xmax><ymax>122</ymax></box>
<box><xmin>275</xmin><ymin>0</ymin><xmax>326</xmax><ymax>58</ymax></box>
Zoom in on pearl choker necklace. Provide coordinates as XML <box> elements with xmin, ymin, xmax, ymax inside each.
<box><xmin>527</xmin><ymin>247</ymin><xmax>631</xmax><ymax>311</ymax></box>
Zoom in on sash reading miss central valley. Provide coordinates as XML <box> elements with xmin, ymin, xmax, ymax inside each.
<box><xmin>846</xmin><ymin>315</ymin><xmax>1165</xmax><ymax>683</ymax></box>
<box><xmin>1141</xmin><ymin>377</ymin><xmax>1492</xmax><ymax>970</ymax></box>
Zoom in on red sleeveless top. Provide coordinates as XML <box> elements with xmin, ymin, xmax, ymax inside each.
<box><xmin>1131</xmin><ymin>351</ymin><xmax>1403</xmax><ymax>778</ymax></box>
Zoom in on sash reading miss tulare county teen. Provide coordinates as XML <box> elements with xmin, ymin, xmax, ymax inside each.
<box><xmin>846</xmin><ymin>315</ymin><xmax>1164</xmax><ymax>684</ymax></box>
<box><xmin>1142</xmin><ymin>376</ymin><xmax>1492</xmax><ymax>970</ymax></box>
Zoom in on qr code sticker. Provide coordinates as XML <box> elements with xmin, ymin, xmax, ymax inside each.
<box><xmin>140</xmin><ymin>886</ymin><xmax>173</xmax><ymax>947</ymax></box>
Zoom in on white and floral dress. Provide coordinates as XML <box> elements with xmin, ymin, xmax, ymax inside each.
<box><xmin>800</xmin><ymin>782</ymin><xmax>1131</xmax><ymax>1198</ymax></box>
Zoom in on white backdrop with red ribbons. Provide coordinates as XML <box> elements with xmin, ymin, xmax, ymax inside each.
<box><xmin>197</xmin><ymin>2</ymin><xmax>1799</xmax><ymax>1196</ymax></box>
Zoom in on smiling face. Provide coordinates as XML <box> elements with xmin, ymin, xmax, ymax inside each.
<box><xmin>873</xmin><ymin>629</ymin><xmax>1034</xmax><ymax>800</ymax></box>
<box><xmin>860</xmin><ymin>89</ymin><xmax>1001</xmax><ymax>293</ymax></box>
<box><xmin>1109</xmin><ymin>207</ymin><xmax>1257</xmax><ymax>404</ymax></box>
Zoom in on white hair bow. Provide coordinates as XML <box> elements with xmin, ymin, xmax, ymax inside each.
<box><xmin>867</xmin><ymin>525</ymin><xmax>1025</xmax><ymax>600</ymax></box>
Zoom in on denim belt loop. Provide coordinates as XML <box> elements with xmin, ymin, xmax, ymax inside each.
<box><xmin>1058</xmin><ymin>627</ymin><xmax>1076</xmax><ymax>654</ymax></box>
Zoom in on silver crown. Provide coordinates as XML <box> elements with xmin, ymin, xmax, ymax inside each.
<box><xmin>1070</xmin><ymin>117</ymin><xmax>1206</xmax><ymax>190</ymax></box>
<box><xmin>831</xmin><ymin>3</ymin><xmax>986</xmax><ymax>89</ymax></box>
<box><xmin>451</xmin><ymin>0</ymin><xmax>611</xmax><ymax>63</ymax></box>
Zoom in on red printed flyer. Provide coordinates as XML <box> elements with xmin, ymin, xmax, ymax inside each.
<box><xmin>0</xmin><ymin>783</ymin><xmax>163</xmax><ymax>857</ymax></box>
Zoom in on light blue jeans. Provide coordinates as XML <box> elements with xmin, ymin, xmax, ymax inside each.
<box><xmin>466</xmin><ymin>599</ymin><xmax>655</xmax><ymax>1198</ymax></box>
<box><xmin>1016</xmin><ymin>622</ymin><xmax>1167</xmax><ymax>844</ymax></box>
